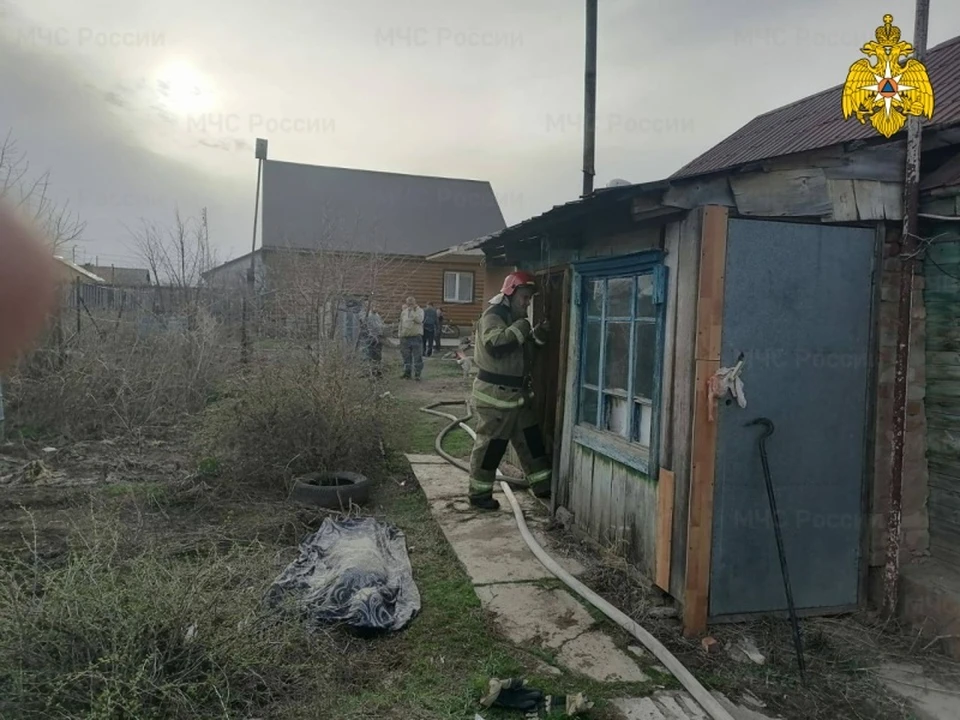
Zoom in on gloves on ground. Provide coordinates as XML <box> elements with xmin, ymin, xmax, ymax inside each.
<box><xmin>479</xmin><ymin>677</ymin><xmax>593</xmax><ymax>716</ymax></box>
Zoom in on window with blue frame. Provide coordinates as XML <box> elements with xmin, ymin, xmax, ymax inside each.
<box><xmin>577</xmin><ymin>253</ymin><xmax>666</xmax><ymax>454</ymax></box>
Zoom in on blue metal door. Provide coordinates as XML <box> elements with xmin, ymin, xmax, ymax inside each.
<box><xmin>709</xmin><ymin>218</ymin><xmax>876</xmax><ymax>617</ymax></box>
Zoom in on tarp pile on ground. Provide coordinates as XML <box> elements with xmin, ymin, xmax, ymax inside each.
<box><xmin>266</xmin><ymin>516</ymin><xmax>421</xmax><ymax>632</ymax></box>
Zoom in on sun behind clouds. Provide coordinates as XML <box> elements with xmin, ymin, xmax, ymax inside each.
<box><xmin>153</xmin><ymin>59</ymin><xmax>215</xmax><ymax>116</ymax></box>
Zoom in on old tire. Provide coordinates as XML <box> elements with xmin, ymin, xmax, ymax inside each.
<box><xmin>289</xmin><ymin>471</ymin><xmax>371</xmax><ymax>510</ymax></box>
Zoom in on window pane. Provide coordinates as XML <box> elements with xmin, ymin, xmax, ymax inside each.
<box><xmin>584</xmin><ymin>320</ymin><xmax>601</xmax><ymax>386</ymax></box>
<box><xmin>633</xmin><ymin>321</ymin><xmax>656</xmax><ymax>400</ymax></box>
<box><xmin>444</xmin><ymin>273</ymin><xmax>457</xmax><ymax>301</ymax></box>
<box><xmin>580</xmin><ymin>387</ymin><xmax>598</xmax><ymax>426</ymax></box>
<box><xmin>458</xmin><ymin>273</ymin><xmax>474</xmax><ymax>302</ymax></box>
<box><xmin>603</xmin><ymin>321</ymin><xmax>630</xmax><ymax>391</ymax></box>
<box><xmin>603</xmin><ymin>395</ymin><xmax>630</xmax><ymax>438</ymax></box>
<box><xmin>634</xmin><ymin>401</ymin><xmax>652</xmax><ymax>446</ymax></box>
<box><xmin>607</xmin><ymin>277</ymin><xmax>633</xmax><ymax>317</ymax></box>
<box><xmin>637</xmin><ymin>274</ymin><xmax>655</xmax><ymax>318</ymax></box>
<box><xmin>586</xmin><ymin>279</ymin><xmax>603</xmax><ymax>317</ymax></box>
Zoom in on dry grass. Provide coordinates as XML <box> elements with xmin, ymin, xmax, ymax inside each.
<box><xmin>555</xmin><ymin>528</ymin><xmax>947</xmax><ymax>720</ymax></box>
<box><xmin>4</xmin><ymin>309</ymin><xmax>230</xmax><ymax>440</ymax></box>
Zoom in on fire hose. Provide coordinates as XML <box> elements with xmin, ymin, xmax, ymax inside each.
<box><xmin>421</xmin><ymin>400</ymin><xmax>737</xmax><ymax>720</ymax></box>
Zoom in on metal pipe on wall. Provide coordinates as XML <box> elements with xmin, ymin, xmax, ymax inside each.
<box><xmin>884</xmin><ymin>0</ymin><xmax>930</xmax><ymax>617</ymax></box>
<box><xmin>581</xmin><ymin>0</ymin><xmax>597</xmax><ymax>197</ymax></box>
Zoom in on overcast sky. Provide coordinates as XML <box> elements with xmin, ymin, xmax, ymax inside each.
<box><xmin>1</xmin><ymin>0</ymin><xmax>958</xmax><ymax>268</ymax></box>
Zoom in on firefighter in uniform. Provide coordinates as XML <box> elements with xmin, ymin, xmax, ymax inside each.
<box><xmin>468</xmin><ymin>270</ymin><xmax>552</xmax><ymax>510</ymax></box>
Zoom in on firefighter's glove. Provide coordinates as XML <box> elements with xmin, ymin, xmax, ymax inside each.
<box><xmin>479</xmin><ymin>677</ymin><xmax>542</xmax><ymax>711</ymax></box>
<box><xmin>479</xmin><ymin>678</ymin><xmax>594</xmax><ymax>716</ymax></box>
<box><xmin>532</xmin><ymin>320</ymin><xmax>549</xmax><ymax>345</ymax></box>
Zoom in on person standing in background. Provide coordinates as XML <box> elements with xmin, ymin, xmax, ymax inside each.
<box><xmin>398</xmin><ymin>296</ymin><xmax>424</xmax><ymax>380</ymax></box>
<box><xmin>359</xmin><ymin>303</ymin><xmax>384</xmax><ymax>378</ymax></box>
<box><xmin>422</xmin><ymin>302</ymin><xmax>438</xmax><ymax>357</ymax></box>
<box><xmin>435</xmin><ymin>306</ymin><xmax>445</xmax><ymax>353</ymax></box>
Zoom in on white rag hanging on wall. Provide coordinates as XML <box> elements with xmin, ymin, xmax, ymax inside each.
<box><xmin>707</xmin><ymin>356</ymin><xmax>746</xmax><ymax>423</ymax></box>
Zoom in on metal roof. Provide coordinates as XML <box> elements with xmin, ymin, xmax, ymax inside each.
<box><xmin>83</xmin><ymin>265</ymin><xmax>152</xmax><ymax>287</ymax></box>
<box><xmin>261</xmin><ymin>160</ymin><xmax>507</xmax><ymax>256</ymax></box>
<box><xmin>472</xmin><ymin>179</ymin><xmax>672</xmax><ymax>260</ymax></box>
<box><xmin>672</xmin><ymin>34</ymin><xmax>960</xmax><ymax>179</ymax></box>
<box><xmin>55</xmin><ymin>257</ymin><xmax>106</xmax><ymax>283</ymax></box>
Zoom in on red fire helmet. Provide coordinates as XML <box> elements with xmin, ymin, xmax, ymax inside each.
<box><xmin>499</xmin><ymin>270</ymin><xmax>537</xmax><ymax>297</ymax></box>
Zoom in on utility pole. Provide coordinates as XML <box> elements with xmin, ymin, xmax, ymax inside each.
<box><xmin>582</xmin><ymin>0</ymin><xmax>597</xmax><ymax>197</ymax></box>
<box><xmin>249</xmin><ymin>138</ymin><xmax>268</xmax><ymax>292</ymax></box>
<box><xmin>884</xmin><ymin>0</ymin><xmax>930</xmax><ymax>618</ymax></box>
<box><xmin>242</xmin><ymin>138</ymin><xmax>268</xmax><ymax>365</ymax></box>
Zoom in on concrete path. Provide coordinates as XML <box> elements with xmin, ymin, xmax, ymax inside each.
<box><xmin>407</xmin><ymin>454</ymin><xmax>778</xmax><ymax>719</ymax></box>
<box><xmin>876</xmin><ymin>664</ymin><xmax>960</xmax><ymax>720</ymax></box>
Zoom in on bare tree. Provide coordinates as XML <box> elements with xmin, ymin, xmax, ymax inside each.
<box><xmin>0</xmin><ymin>131</ymin><xmax>86</xmax><ymax>253</ymax></box>
<box><xmin>128</xmin><ymin>207</ymin><xmax>217</xmax><ymax>322</ymax></box>
<box><xmin>271</xmin><ymin>210</ymin><xmax>413</xmax><ymax>346</ymax></box>
<box><xmin>130</xmin><ymin>207</ymin><xmax>216</xmax><ymax>290</ymax></box>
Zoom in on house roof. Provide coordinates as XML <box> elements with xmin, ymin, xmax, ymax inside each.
<box><xmin>83</xmin><ymin>265</ymin><xmax>152</xmax><ymax>286</ymax></box>
<box><xmin>54</xmin><ymin>256</ymin><xmax>106</xmax><ymax>283</ymax></box>
<box><xmin>261</xmin><ymin>160</ymin><xmax>507</xmax><ymax>256</ymax></box>
<box><xmin>672</xmin><ymin>34</ymin><xmax>960</xmax><ymax>179</ymax></box>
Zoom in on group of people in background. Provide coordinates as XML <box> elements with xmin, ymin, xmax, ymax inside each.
<box><xmin>357</xmin><ymin>296</ymin><xmax>446</xmax><ymax>381</ymax></box>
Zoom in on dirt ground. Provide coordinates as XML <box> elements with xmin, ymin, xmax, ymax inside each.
<box><xmin>0</xmin><ymin>349</ymin><xmax>619</xmax><ymax>719</ymax></box>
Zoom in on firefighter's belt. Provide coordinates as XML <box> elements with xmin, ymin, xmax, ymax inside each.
<box><xmin>477</xmin><ymin>370</ymin><xmax>527</xmax><ymax>389</ymax></box>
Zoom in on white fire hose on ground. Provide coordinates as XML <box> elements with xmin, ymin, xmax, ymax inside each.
<box><xmin>420</xmin><ymin>401</ymin><xmax>736</xmax><ymax>720</ymax></box>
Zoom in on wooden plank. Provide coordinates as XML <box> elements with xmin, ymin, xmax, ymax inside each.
<box><xmin>557</xmin><ymin>270</ymin><xmax>583</xmax><ymax>516</ymax></box>
<box><xmin>610</xmin><ymin>464</ymin><xmax>629</xmax><ymax>554</ymax></box>
<box><xmin>828</xmin><ymin>179</ymin><xmax>859</xmax><ymax>221</ymax></box>
<box><xmin>551</xmin><ymin>267</ymin><xmax>572</xmax><ymax>511</ymax></box>
<box><xmin>728</xmin><ymin>168</ymin><xmax>832</xmax><ymax>217</ymax></box>
<box><xmin>695</xmin><ymin>206</ymin><xmax>728</xmax><ymax>361</ymax></box>
<box><xmin>571</xmin><ymin>445</ymin><xmax>591</xmax><ymax>526</ymax></box>
<box><xmin>659</xmin><ymin>221</ymin><xmax>681</xmax><ymax>465</ymax></box>
<box><xmin>682</xmin><ymin>204</ymin><xmax>728</xmax><ymax>638</ymax></box>
<box><xmin>590</xmin><ymin>452</ymin><xmax>612</xmax><ymax>542</ymax></box>
<box><xmin>881</xmin><ymin>182</ymin><xmax>903</xmax><ymax>220</ymax></box>
<box><xmin>662</xmin><ymin>177</ymin><xmax>735</xmax><ymax>209</ymax></box>
<box><xmin>669</xmin><ymin>209</ymin><xmax>703</xmax><ymax>598</ymax></box>
<box><xmin>655</xmin><ymin>468</ymin><xmax>676</xmax><ymax>591</ymax></box>
<box><xmin>852</xmin><ymin>180</ymin><xmax>886</xmax><ymax>220</ymax></box>
<box><xmin>823</xmin><ymin>140</ymin><xmax>907</xmax><ymax>182</ymax></box>
<box><xmin>684</xmin><ymin>358</ymin><xmax>721</xmax><ymax>637</ymax></box>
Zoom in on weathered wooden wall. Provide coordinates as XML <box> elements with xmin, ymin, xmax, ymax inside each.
<box><xmin>569</xmin><ymin>444</ymin><xmax>658</xmax><ymax>576</ymax></box>
<box><xmin>532</xmin><ymin>224</ymin><xmax>667</xmax><ymax>570</ymax></box>
<box><xmin>921</xmin><ymin>221</ymin><xmax>960</xmax><ymax>570</ymax></box>
<box><xmin>661</xmin><ymin>141</ymin><xmax>905</xmax><ymax>223</ymax></box>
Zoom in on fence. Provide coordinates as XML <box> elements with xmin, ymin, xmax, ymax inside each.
<box><xmin>54</xmin><ymin>279</ymin><xmax>375</xmax><ymax>350</ymax></box>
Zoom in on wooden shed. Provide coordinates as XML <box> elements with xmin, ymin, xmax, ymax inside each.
<box><xmin>468</xmin><ymin>35</ymin><xmax>960</xmax><ymax>638</ymax></box>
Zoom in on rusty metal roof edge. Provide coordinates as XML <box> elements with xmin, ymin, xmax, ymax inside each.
<box><xmin>466</xmin><ymin>178</ymin><xmax>672</xmax><ymax>252</ymax></box>
<box><xmin>671</xmin><ymin>33</ymin><xmax>960</xmax><ymax>180</ymax></box>
<box><xmin>671</xmin><ymin>117</ymin><xmax>960</xmax><ymax>185</ymax></box>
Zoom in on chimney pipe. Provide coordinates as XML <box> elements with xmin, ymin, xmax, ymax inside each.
<box><xmin>582</xmin><ymin>0</ymin><xmax>598</xmax><ymax>197</ymax></box>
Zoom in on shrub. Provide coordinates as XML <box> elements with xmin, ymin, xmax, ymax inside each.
<box><xmin>200</xmin><ymin>345</ymin><xmax>390</xmax><ymax>487</ymax></box>
<box><xmin>4</xmin><ymin>309</ymin><xmax>231</xmax><ymax>439</ymax></box>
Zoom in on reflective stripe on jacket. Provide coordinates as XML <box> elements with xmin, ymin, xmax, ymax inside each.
<box><xmin>472</xmin><ymin>301</ymin><xmax>538</xmax><ymax>408</ymax></box>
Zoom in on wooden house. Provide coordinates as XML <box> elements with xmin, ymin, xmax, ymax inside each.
<box><xmin>202</xmin><ymin>160</ymin><xmax>512</xmax><ymax>335</ymax></box>
<box><xmin>465</xmin><ymin>34</ymin><xmax>960</xmax><ymax>652</ymax></box>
